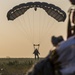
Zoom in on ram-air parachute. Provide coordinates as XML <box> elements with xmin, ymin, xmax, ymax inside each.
<box><xmin>7</xmin><ymin>2</ymin><xmax>66</xmax><ymax>21</ymax></box>
<box><xmin>7</xmin><ymin>2</ymin><xmax>66</xmax><ymax>45</ymax></box>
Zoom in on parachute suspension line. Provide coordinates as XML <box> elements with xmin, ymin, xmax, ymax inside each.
<box><xmin>48</xmin><ymin>22</ymin><xmax>58</xmax><ymax>35</ymax></box>
<box><xmin>38</xmin><ymin>9</ymin><xmax>42</xmax><ymax>44</ymax></box>
<box><xmin>39</xmin><ymin>19</ymin><xmax>57</xmax><ymax>44</ymax></box>
<box><xmin>21</xmin><ymin>14</ymin><xmax>34</xmax><ymax>43</ymax></box>
<box><xmin>32</xmin><ymin>8</ymin><xmax>41</xmax><ymax>45</ymax></box>
<box><xmin>47</xmin><ymin>21</ymin><xmax>62</xmax><ymax>38</ymax></box>
<box><xmin>39</xmin><ymin>10</ymin><xmax>48</xmax><ymax>44</ymax></box>
<box><xmin>41</xmin><ymin>11</ymin><xmax>48</xmax><ymax>39</ymax></box>
<box><xmin>33</xmin><ymin>9</ymin><xmax>36</xmax><ymax>44</ymax></box>
<box><xmin>33</xmin><ymin>8</ymin><xmax>34</xmax><ymax>44</ymax></box>
<box><xmin>44</xmin><ymin>20</ymin><xmax>57</xmax><ymax>36</ymax></box>
<box><xmin>42</xmin><ymin>21</ymin><xmax>57</xmax><ymax>41</ymax></box>
<box><xmin>39</xmin><ymin>9</ymin><xmax>48</xmax><ymax>44</ymax></box>
<box><xmin>40</xmin><ymin>12</ymin><xmax>45</xmax><ymax>43</ymax></box>
<box><xmin>33</xmin><ymin>0</ymin><xmax>35</xmax><ymax>45</ymax></box>
<box><xmin>22</xmin><ymin>15</ymin><xmax>29</xmax><ymax>35</ymax></box>
<box><xmin>14</xmin><ymin>18</ymin><xmax>33</xmax><ymax>44</ymax></box>
<box><xmin>26</xmin><ymin>10</ymin><xmax>34</xmax><ymax>44</ymax></box>
<box><xmin>44</xmin><ymin>15</ymin><xmax>58</xmax><ymax>35</ymax></box>
<box><xmin>45</xmin><ymin>17</ymin><xmax>54</xmax><ymax>31</ymax></box>
<box><xmin>21</xmin><ymin>16</ymin><xmax>30</xmax><ymax>36</ymax></box>
<box><xmin>41</xmin><ymin>17</ymin><xmax>54</xmax><ymax>43</ymax></box>
<box><xmin>40</xmin><ymin>18</ymin><xmax>50</xmax><ymax>42</ymax></box>
<box><xmin>36</xmin><ymin>8</ymin><xmax>40</xmax><ymax>44</ymax></box>
<box><xmin>39</xmin><ymin>11</ymin><xmax>56</xmax><ymax>44</ymax></box>
<box><xmin>17</xmin><ymin>17</ymin><xmax>33</xmax><ymax>44</ymax></box>
<box><xmin>35</xmin><ymin>8</ymin><xmax>41</xmax><ymax>45</ymax></box>
<box><xmin>33</xmin><ymin>8</ymin><xmax>40</xmax><ymax>44</ymax></box>
<box><xmin>13</xmin><ymin>19</ymin><xmax>25</xmax><ymax>35</ymax></box>
<box><xmin>13</xmin><ymin>9</ymin><xmax>32</xmax><ymax>42</ymax></box>
<box><xmin>38</xmin><ymin>9</ymin><xmax>41</xmax><ymax>44</ymax></box>
<box><xmin>42</xmin><ymin>13</ymin><xmax>50</xmax><ymax>36</ymax></box>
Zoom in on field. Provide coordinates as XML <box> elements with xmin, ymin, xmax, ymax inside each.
<box><xmin>0</xmin><ymin>58</ymin><xmax>42</xmax><ymax>75</ymax></box>
<box><xmin>0</xmin><ymin>58</ymin><xmax>73</xmax><ymax>75</ymax></box>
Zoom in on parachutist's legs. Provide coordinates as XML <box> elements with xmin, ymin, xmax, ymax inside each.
<box><xmin>35</xmin><ymin>55</ymin><xmax>37</xmax><ymax>60</ymax></box>
<box><xmin>34</xmin><ymin>54</ymin><xmax>39</xmax><ymax>60</ymax></box>
<box><xmin>37</xmin><ymin>54</ymin><xmax>39</xmax><ymax>59</ymax></box>
<box><xmin>36</xmin><ymin>54</ymin><xmax>39</xmax><ymax>59</ymax></box>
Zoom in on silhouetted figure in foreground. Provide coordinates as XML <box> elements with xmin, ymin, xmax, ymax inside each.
<box><xmin>26</xmin><ymin>36</ymin><xmax>75</xmax><ymax>75</ymax></box>
<box><xmin>33</xmin><ymin>44</ymin><xmax>40</xmax><ymax>60</ymax></box>
<box><xmin>67</xmin><ymin>9</ymin><xmax>75</xmax><ymax>39</ymax></box>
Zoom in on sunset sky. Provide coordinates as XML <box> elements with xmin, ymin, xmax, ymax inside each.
<box><xmin>0</xmin><ymin>0</ymin><xmax>72</xmax><ymax>58</ymax></box>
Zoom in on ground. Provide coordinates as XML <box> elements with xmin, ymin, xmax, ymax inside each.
<box><xmin>0</xmin><ymin>58</ymin><xmax>42</xmax><ymax>75</ymax></box>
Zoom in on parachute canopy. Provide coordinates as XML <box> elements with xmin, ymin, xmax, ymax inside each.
<box><xmin>7</xmin><ymin>2</ymin><xmax>66</xmax><ymax>22</ymax></box>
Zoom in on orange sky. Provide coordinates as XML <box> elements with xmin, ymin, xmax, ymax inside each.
<box><xmin>0</xmin><ymin>0</ymin><xmax>72</xmax><ymax>58</ymax></box>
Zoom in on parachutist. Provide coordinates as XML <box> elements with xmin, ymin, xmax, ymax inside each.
<box><xmin>33</xmin><ymin>44</ymin><xmax>40</xmax><ymax>60</ymax></box>
<box><xmin>33</xmin><ymin>48</ymin><xmax>40</xmax><ymax>60</ymax></box>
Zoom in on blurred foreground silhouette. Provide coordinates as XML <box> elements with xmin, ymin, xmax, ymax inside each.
<box><xmin>26</xmin><ymin>36</ymin><xmax>75</xmax><ymax>75</ymax></box>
